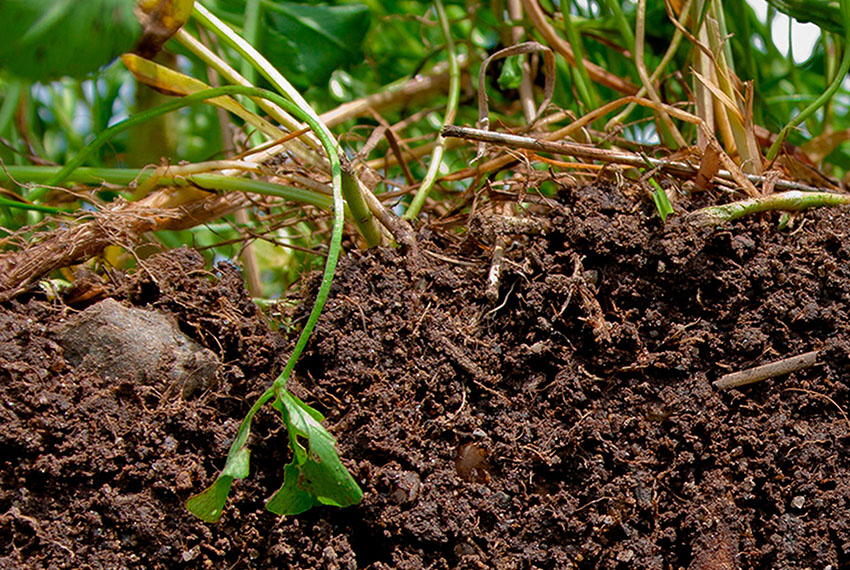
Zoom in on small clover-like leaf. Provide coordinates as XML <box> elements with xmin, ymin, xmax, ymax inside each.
<box><xmin>266</xmin><ymin>390</ymin><xmax>363</xmax><ymax>515</ymax></box>
<box><xmin>186</xmin><ymin>403</ymin><xmax>258</xmax><ymax>522</ymax></box>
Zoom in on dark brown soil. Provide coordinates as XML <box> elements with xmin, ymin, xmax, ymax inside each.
<box><xmin>2</xmin><ymin>184</ymin><xmax>850</xmax><ymax>569</ymax></box>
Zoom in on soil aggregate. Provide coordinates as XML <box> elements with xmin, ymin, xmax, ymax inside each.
<box><xmin>1</xmin><ymin>183</ymin><xmax>850</xmax><ymax>569</ymax></box>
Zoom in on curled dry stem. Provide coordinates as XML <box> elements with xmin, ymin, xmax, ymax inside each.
<box><xmin>519</xmin><ymin>0</ymin><xmax>638</xmax><ymax>95</ymax></box>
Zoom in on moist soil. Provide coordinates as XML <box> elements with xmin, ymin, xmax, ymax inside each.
<box><xmin>2</xmin><ymin>183</ymin><xmax>850</xmax><ymax>569</ymax></box>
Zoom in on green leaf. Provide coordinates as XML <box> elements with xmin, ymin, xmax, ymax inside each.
<box><xmin>767</xmin><ymin>0</ymin><xmax>844</xmax><ymax>35</ymax></box>
<box><xmin>649</xmin><ymin>178</ymin><xmax>674</xmax><ymax>222</ymax></box>
<box><xmin>0</xmin><ymin>0</ymin><xmax>141</xmax><ymax>80</ymax></box>
<box><xmin>262</xmin><ymin>2</ymin><xmax>371</xmax><ymax>87</ymax></box>
<box><xmin>265</xmin><ymin>462</ymin><xmax>320</xmax><ymax>515</ymax></box>
<box><xmin>498</xmin><ymin>55</ymin><xmax>524</xmax><ymax>91</ymax></box>
<box><xmin>185</xmin><ymin>446</ymin><xmax>251</xmax><ymax>522</ymax></box>
<box><xmin>186</xmin><ymin>402</ymin><xmax>258</xmax><ymax>522</ymax></box>
<box><xmin>266</xmin><ymin>390</ymin><xmax>363</xmax><ymax>516</ymax></box>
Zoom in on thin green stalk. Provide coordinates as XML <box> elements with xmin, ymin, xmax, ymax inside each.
<box><xmin>635</xmin><ymin>0</ymin><xmax>687</xmax><ymax>148</ymax></box>
<box><xmin>241</xmin><ymin>0</ymin><xmax>264</xmax><ymax>146</ymax></box>
<box><xmin>175</xmin><ymin>28</ymin><xmax>322</xmax><ymax>157</ymax></box>
<box><xmin>767</xmin><ymin>0</ymin><xmax>850</xmax><ymax>162</ymax></box>
<box><xmin>0</xmin><ymin>195</ymin><xmax>63</xmax><ymax>214</ymax></box>
<box><xmin>692</xmin><ymin>190</ymin><xmax>850</xmax><ymax>225</ymax></box>
<box><xmin>192</xmin><ymin>2</ymin><xmax>380</xmax><ymax>242</ymax></box>
<box><xmin>3</xmin><ymin>166</ymin><xmax>335</xmax><ymax>211</ymax></box>
<box><xmin>606</xmin><ymin>0</ymin><xmax>691</xmax><ymax>130</ymax></box>
<box><xmin>192</xmin><ymin>3</ymin><xmax>322</xmax><ymax>145</ymax></box>
<box><xmin>602</xmin><ymin>0</ymin><xmax>635</xmax><ymax>55</ymax></box>
<box><xmin>560</xmin><ymin>1</ymin><xmax>599</xmax><ymax>112</ymax></box>
<box><xmin>822</xmin><ymin>30</ymin><xmax>836</xmax><ymax>134</ymax></box>
<box><xmin>403</xmin><ymin>0</ymin><xmax>460</xmax><ymax>220</ymax></box>
<box><xmin>241</xmin><ymin>0</ymin><xmax>262</xmax><ymax>89</ymax></box>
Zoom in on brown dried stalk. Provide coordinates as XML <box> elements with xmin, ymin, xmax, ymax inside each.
<box><xmin>713</xmin><ymin>350</ymin><xmax>821</xmax><ymax>390</ymax></box>
<box><xmin>0</xmin><ymin>189</ymin><xmax>247</xmax><ymax>302</ymax></box>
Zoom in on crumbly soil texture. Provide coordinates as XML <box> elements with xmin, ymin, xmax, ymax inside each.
<box><xmin>2</xmin><ymin>183</ymin><xmax>850</xmax><ymax>570</ymax></box>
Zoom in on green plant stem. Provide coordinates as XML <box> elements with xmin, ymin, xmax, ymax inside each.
<box><xmin>822</xmin><ymin>30</ymin><xmax>837</xmax><ymax>134</ymax></box>
<box><xmin>606</xmin><ymin>0</ymin><xmax>691</xmax><ymax>130</ymax></box>
<box><xmin>635</xmin><ymin>0</ymin><xmax>687</xmax><ymax>148</ymax></box>
<box><xmin>403</xmin><ymin>0</ymin><xmax>460</xmax><ymax>221</ymax></box>
<box><xmin>192</xmin><ymin>3</ymin><xmax>323</xmax><ymax>145</ymax></box>
<box><xmin>241</xmin><ymin>0</ymin><xmax>262</xmax><ymax>88</ymax></box>
<box><xmin>3</xmin><ymin>168</ymin><xmax>337</xmax><ymax>212</ymax></box>
<box><xmin>602</xmin><ymin>0</ymin><xmax>635</xmax><ymax>55</ymax></box>
<box><xmin>192</xmin><ymin>2</ymin><xmax>381</xmax><ymax>243</ymax></box>
<box><xmin>560</xmin><ymin>1</ymin><xmax>599</xmax><ymax>112</ymax></box>
<box><xmin>341</xmin><ymin>164</ymin><xmax>382</xmax><ymax>247</ymax></box>
<box><xmin>767</xmin><ymin>0</ymin><xmax>850</xmax><ymax>162</ymax></box>
<box><xmin>0</xmin><ymin>195</ymin><xmax>62</xmax><ymax>214</ymax></box>
<box><xmin>241</xmin><ymin>0</ymin><xmax>264</xmax><ymax>146</ymax></box>
<box><xmin>693</xmin><ymin>190</ymin><xmax>850</xmax><ymax>225</ymax></box>
<box><xmin>174</xmin><ymin>29</ymin><xmax>322</xmax><ymax>159</ymax></box>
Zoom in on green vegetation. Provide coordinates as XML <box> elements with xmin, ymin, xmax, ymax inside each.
<box><xmin>2</xmin><ymin>0</ymin><xmax>850</xmax><ymax>520</ymax></box>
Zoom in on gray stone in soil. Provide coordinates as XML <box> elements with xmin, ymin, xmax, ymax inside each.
<box><xmin>58</xmin><ymin>298</ymin><xmax>218</xmax><ymax>397</ymax></box>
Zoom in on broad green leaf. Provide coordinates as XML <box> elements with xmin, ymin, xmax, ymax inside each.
<box><xmin>267</xmin><ymin>390</ymin><xmax>363</xmax><ymax>515</ymax></box>
<box><xmin>265</xmin><ymin>462</ymin><xmax>320</xmax><ymax>515</ymax></box>
<box><xmin>767</xmin><ymin>0</ymin><xmax>844</xmax><ymax>35</ymax></box>
<box><xmin>262</xmin><ymin>2</ymin><xmax>371</xmax><ymax>88</ymax></box>
<box><xmin>0</xmin><ymin>0</ymin><xmax>141</xmax><ymax>80</ymax></box>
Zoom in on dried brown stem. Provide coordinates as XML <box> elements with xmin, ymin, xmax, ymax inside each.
<box><xmin>0</xmin><ymin>190</ymin><xmax>246</xmax><ymax>302</ymax></box>
<box><xmin>442</xmin><ymin>124</ymin><xmax>816</xmax><ymax>194</ymax></box>
<box><xmin>713</xmin><ymin>350</ymin><xmax>821</xmax><ymax>390</ymax></box>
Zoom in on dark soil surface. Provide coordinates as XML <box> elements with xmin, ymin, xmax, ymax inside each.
<box><xmin>2</xmin><ymin>183</ymin><xmax>850</xmax><ymax>569</ymax></box>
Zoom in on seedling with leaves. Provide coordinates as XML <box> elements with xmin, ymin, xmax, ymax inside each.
<box><xmin>0</xmin><ymin>0</ymin><xmax>366</xmax><ymax>521</ymax></box>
